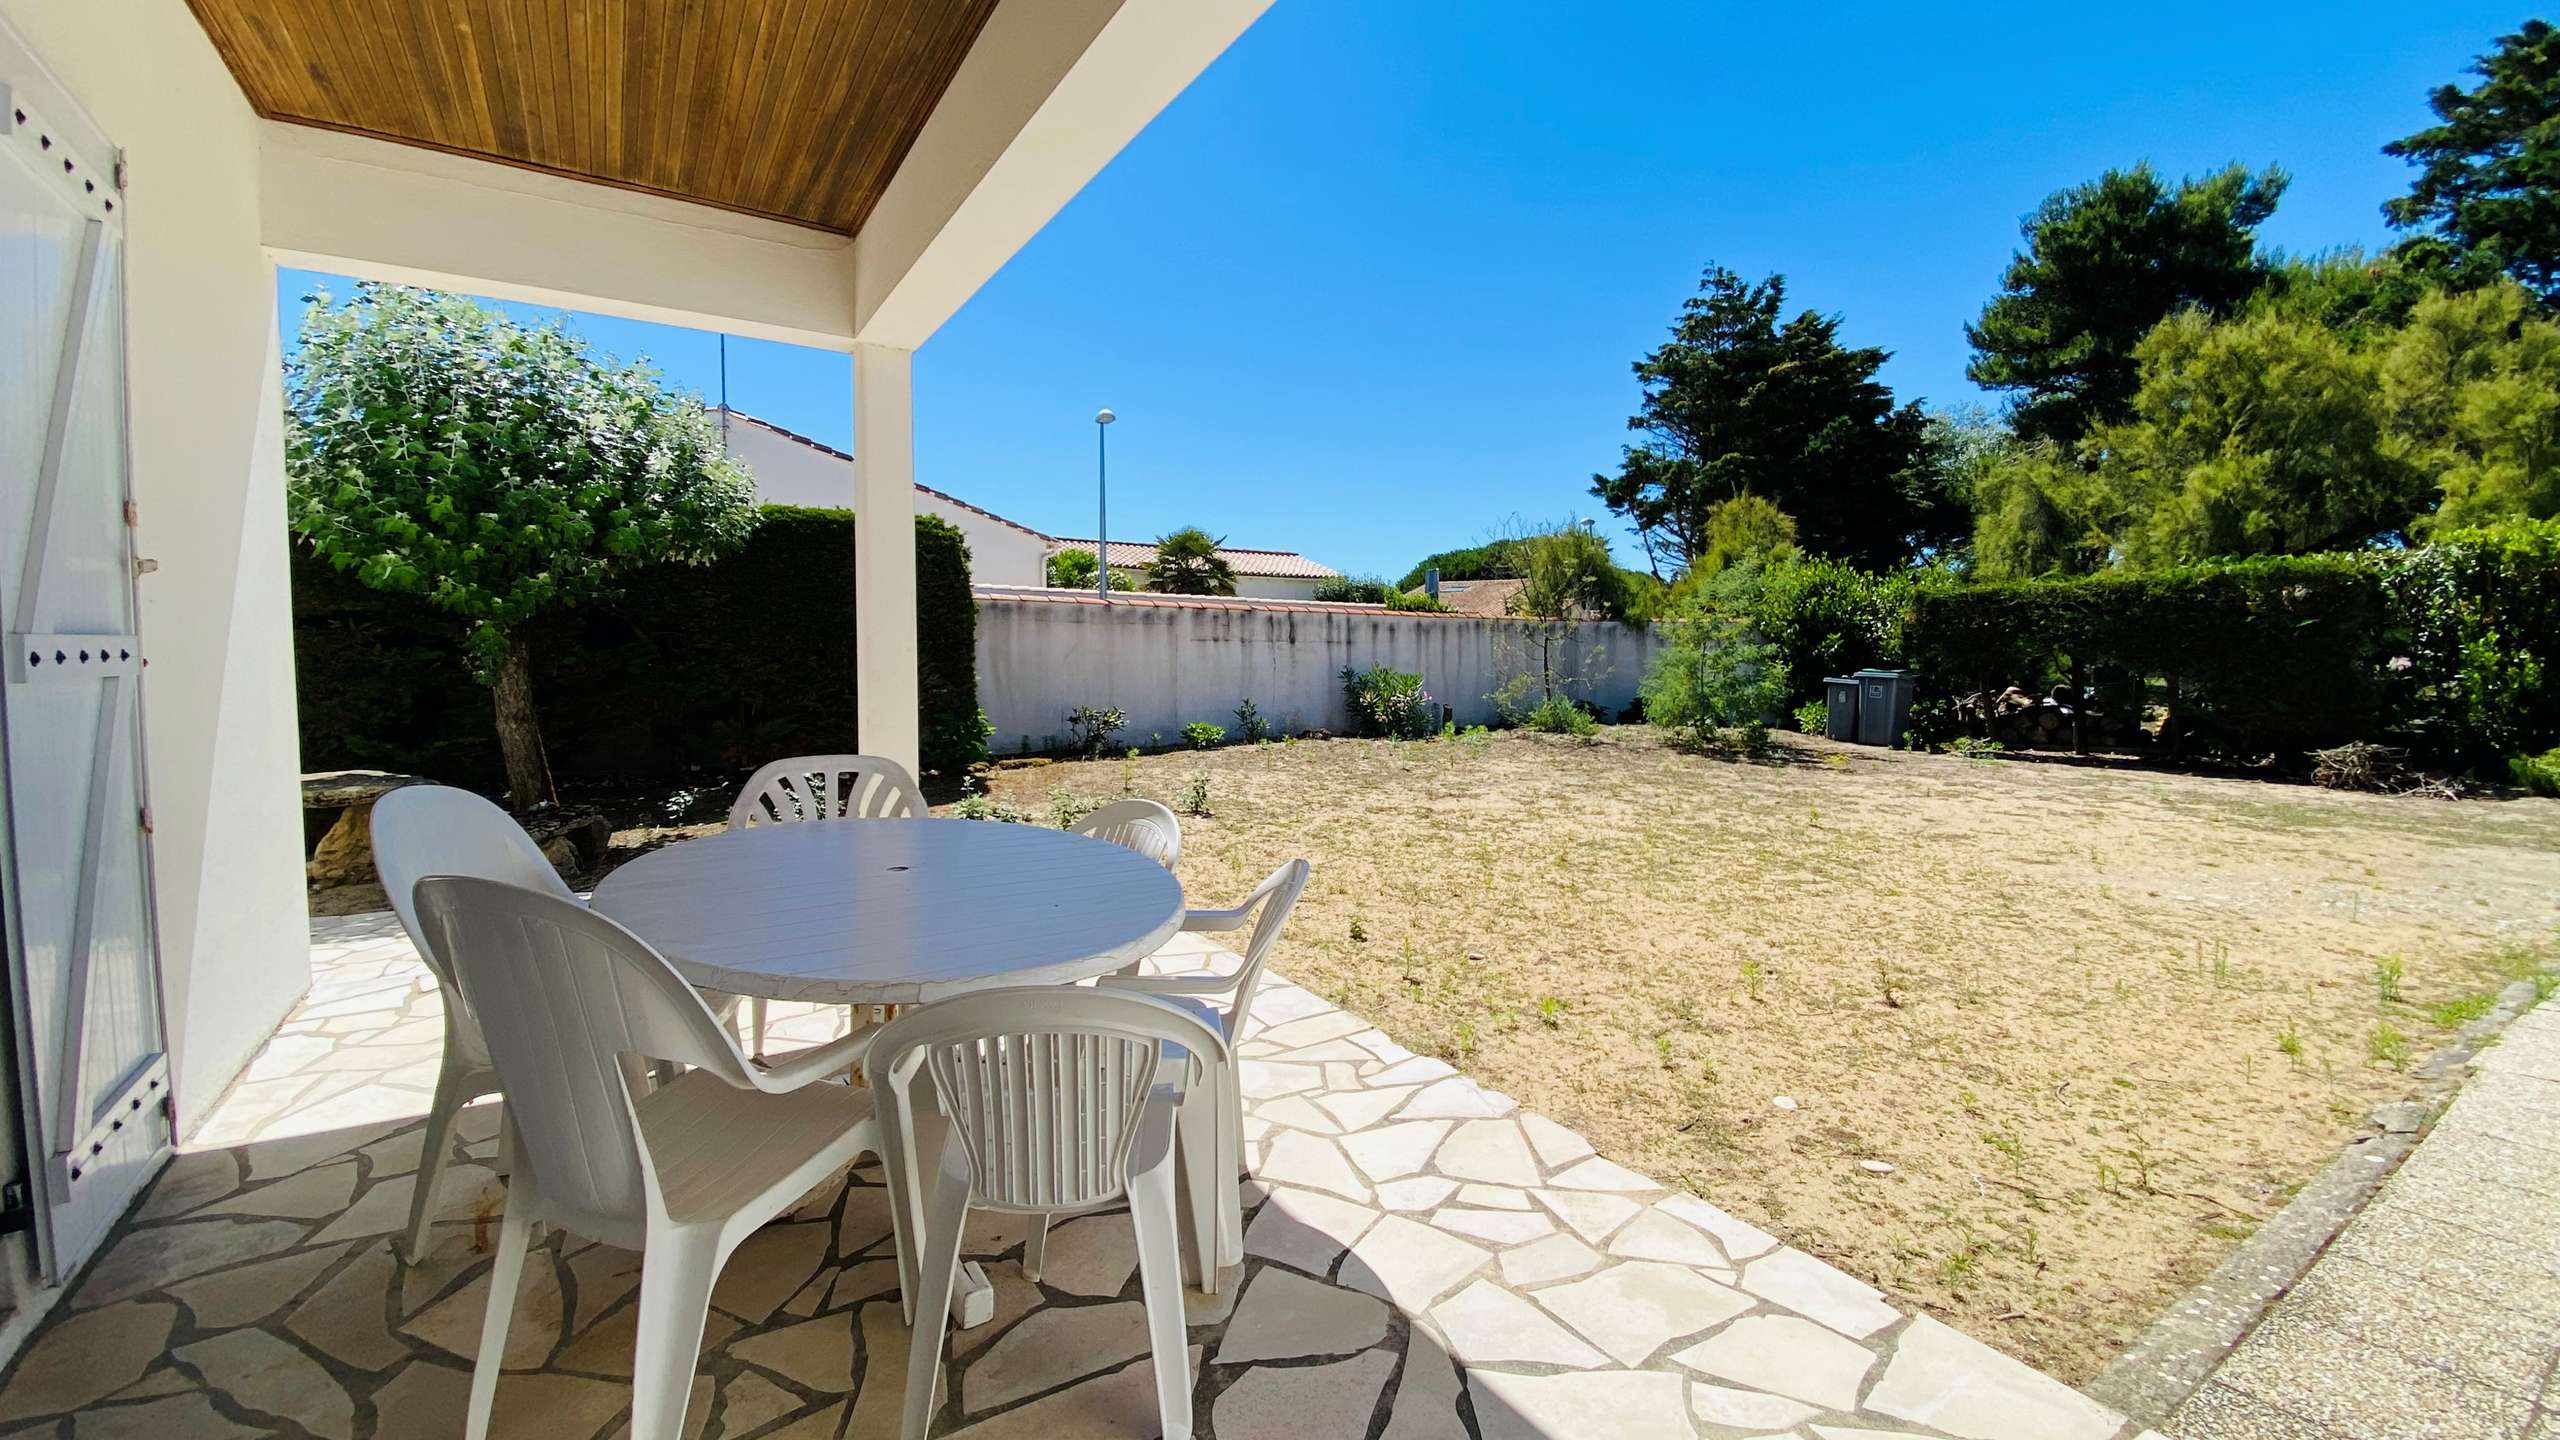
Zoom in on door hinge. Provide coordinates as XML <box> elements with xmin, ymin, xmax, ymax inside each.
<box><xmin>113</xmin><ymin>148</ymin><xmax>128</xmax><ymax>192</ymax></box>
<box><xmin>138</xmin><ymin>805</ymin><xmax>153</xmax><ymax>835</ymax></box>
<box><xmin>0</xmin><ymin>1183</ymin><xmax>31</xmax><ymax>1238</ymax></box>
<box><xmin>122</xmin><ymin>499</ymin><xmax>138</xmax><ymax>527</ymax></box>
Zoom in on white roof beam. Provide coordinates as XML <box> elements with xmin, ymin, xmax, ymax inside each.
<box><xmin>852</xmin><ymin>0</ymin><xmax>1273</xmax><ymax>350</ymax></box>
<box><xmin>258</xmin><ymin>122</ymin><xmax>861</xmax><ymax>349</ymax></box>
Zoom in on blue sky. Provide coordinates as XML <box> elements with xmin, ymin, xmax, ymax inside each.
<box><xmin>279</xmin><ymin>2</ymin><xmax>2530</xmax><ymax>581</ymax></box>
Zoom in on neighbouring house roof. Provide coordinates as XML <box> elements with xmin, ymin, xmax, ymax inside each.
<box><xmin>1432</xmin><ymin>577</ymin><xmax>1526</xmax><ymax>617</ymax></box>
<box><xmin>1048</xmin><ymin>538</ymin><xmax>1341</xmax><ymax>580</ymax></box>
<box><xmin>718</xmin><ymin>408</ymin><xmax>1055</xmax><ymax>543</ymax></box>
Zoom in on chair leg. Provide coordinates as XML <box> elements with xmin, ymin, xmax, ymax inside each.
<box><xmin>402</xmin><ymin>1059</ymin><xmax>474</xmax><ymax>1264</ymax></box>
<box><xmin>1022</xmin><ymin>1213</ymin><xmax>1049</xmax><ymax>1282</ymax></box>
<box><xmin>1218</xmin><ymin>1064</ymin><xmax>1247</xmax><ymax>1265</ymax></box>
<box><xmin>901</xmin><ymin>1161</ymin><xmax>972</xmax><ymax>1440</ymax></box>
<box><xmin>462</xmin><ymin>1200</ymin><xmax>535</xmax><ymax>1440</ymax></box>
<box><xmin>1129</xmin><ymin>1145</ymin><xmax>1195</xmax><ymax>1440</ymax></box>
<box><xmin>627</xmin><ymin>1229</ymin><xmax>722</xmax><ymax>1440</ymax></box>
<box><xmin>749</xmin><ymin>997</ymin><xmax>770</xmax><ymax>1061</ymax></box>
<box><xmin>1174</xmin><ymin>1085</ymin><xmax>1221</xmax><ymax>1292</ymax></box>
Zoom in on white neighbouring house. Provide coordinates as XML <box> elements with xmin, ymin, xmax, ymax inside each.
<box><xmin>1048</xmin><ymin>536</ymin><xmax>1341</xmax><ymax>601</ymax></box>
<box><xmin>716</xmin><ymin>407</ymin><xmax>1053</xmax><ymax>589</ymax></box>
<box><xmin>0</xmin><ymin>0</ymin><xmax>1272</xmax><ymax>1349</ymax></box>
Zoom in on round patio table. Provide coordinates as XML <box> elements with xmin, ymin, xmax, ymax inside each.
<box><xmin>588</xmin><ymin>816</ymin><xmax>1185</xmax><ymax>1006</ymax></box>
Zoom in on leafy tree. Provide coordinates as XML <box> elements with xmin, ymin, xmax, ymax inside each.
<box><xmin>1969</xmin><ymin>442</ymin><xmax>2105</xmax><ymax>580</ymax></box>
<box><xmin>1494</xmin><ymin>526</ymin><xmax>1631</xmax><ymax>716</ymax></box>
<box><xmin>2384</xmin><ymin>21</ymin><xmax>2560</xmax><ymax>304</ymax></box>
<box><xmin>286</xmin><ymin>284</ymin><xmax>756</xmax><ymax>809</ymax></box>
<box><xmin>2383</xmin><ymin>282</ymin><xmax>2560</xmax><ymax>531</ymax></box>
<box><xmin>1313</xmin><ymin>575</ymin><xmax>1391</xmax><ymax>604</ymax></box>
<box><xmin>1592</xmin><ymin>266</ymin><xmax>1934</xmax><ymax>570</ymax></box>
<box><xmin>1640</xmin><ymin>595</ymin><xmax>1786</xmax><ymax>752</ymax></box>
<box><xmin>1396</xmin><ymin>539</ymin><xmax>1527</xmax><ymax>591</ymax></box>
<box><xmin>1967</xmin><ymin>163</ymin><xmax>2288</xmax><ymax>447</ymax></box>
<box><xmin>2090</xmin><ymin>307</ymin><xmax>2423</xmax><ymax>566</ymax></box>
<box><xmin>1144</xmin><ymin>527</ymin><xmax>1238</xmax><ymax>595</ymax></box>
<box><xmin>1694</xmin><ymin>494</ymin><xmax>1799</xmax><ymax>577</ymax></box>
<box><xmin>1047</xmin><ymin>547</ymin><xmax>1133</xmax><ymax>591</ymax></box>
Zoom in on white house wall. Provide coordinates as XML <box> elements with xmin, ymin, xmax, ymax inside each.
<box><xmin>721</xmin><ymin>419</ymin><xmax>1049</xmax><ymax>588</ymax></box>
<box><xmin>0</xmin><ymin>0</ymin><xmax>309</xmax><ymax>1138</ymax></box>
<box><xmin>975</xmin><ymin>595</ymin><xmax>1666</xmax><ymax>750</ymax></box>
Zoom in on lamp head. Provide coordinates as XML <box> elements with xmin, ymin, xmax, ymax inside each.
<box><xmin>1095</xmin><ymin>408</ymin><xmax>1116</xmax><ymax>426</ymax></box>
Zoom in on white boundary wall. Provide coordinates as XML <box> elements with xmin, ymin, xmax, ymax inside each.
<box><xmin>975</xmin><ymin>590</ymin><xmax>1667</xmax><ymax>751</ymax></box>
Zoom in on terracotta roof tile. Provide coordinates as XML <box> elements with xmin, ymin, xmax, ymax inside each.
<box><xmin>1047</xmin><ymin>538</ymin><xmax>1340</xmax><ymax>580</ymax></box>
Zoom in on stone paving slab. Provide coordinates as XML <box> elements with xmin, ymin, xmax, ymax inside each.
<box><xmin>2165</xmin><ymin>998</ymin><xmax>2560</xmax><ymax>1440</ymax></box>
<box><xmin>0</xmin><ymin>913</ymin><xmax>2148</xmax><ymax>1439</ymax></box>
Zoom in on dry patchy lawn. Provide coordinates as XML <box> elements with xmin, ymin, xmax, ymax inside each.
<box><xmin>977</xmin><ymin>727</ymin><xmax>2560</xmax><ymax>1383</ymax></box>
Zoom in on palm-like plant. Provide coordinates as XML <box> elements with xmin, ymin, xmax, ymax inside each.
<box><xmin>1145</xmin><ymin>527</ymin><xmax>1239</xmax><ymax>595</ymax></box>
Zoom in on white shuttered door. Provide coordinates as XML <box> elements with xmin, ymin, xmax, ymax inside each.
<box><xmin>0</xmin><ymin>48</ymin><xmax>172</xmax><ymax>1283</ymax></box>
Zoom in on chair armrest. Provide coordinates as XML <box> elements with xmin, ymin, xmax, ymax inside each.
<box><xmin>748</xmin><ymin>1025</ymin><xmax>879</xmax><ymax>1092</ymax></box>
<box><xmin>1097</xmin><ymin>973</ymin><xmax>1236</xmax><ymax>997</ymax></box>
<box><xmin>1181</xmin><ymin>905</ymin><xmax>1254</xmax><ymax>933</ymax></box>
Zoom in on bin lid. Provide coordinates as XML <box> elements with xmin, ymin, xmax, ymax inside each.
<box><xmin>1824</xmin><ymin>676</ymin><xmax>1859</xmax><ymax>685</ymax></box>
<box><xmin>1852</xmin><ymin>668</ymin><xmax>1911</xmax><ymax>680</ymax></box>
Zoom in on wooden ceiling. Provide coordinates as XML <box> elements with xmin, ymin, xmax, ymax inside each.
<box><xmin>188</xmin><ymin>0</ymin><xmax>999</xmax><ymax>233</ymax></box>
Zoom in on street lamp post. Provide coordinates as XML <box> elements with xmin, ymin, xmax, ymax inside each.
<box><xmin>1095</xmin><ymin>407</ymin><xmax>1115</xmax><ymax>601</ymax></box>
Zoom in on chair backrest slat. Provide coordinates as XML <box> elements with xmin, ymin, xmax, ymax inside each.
<box><xmin>868</xmin><ymin>989</ymin><xmax>1223</xmax><ymax>1214</ymax></box>
<box><xmin>415</xmin><ymin>875</ymin><xmax>760</xmax><ymax>1244</ymax></box>
<box><xmin>729</xmin><ymin>754</ymin><xmax>924</xmax><ymax>829</ymax></box>
<box><xmin>1070</xmin><ymin>799</ymin><xmax>1182</xmax><ymax>869</ymax></box>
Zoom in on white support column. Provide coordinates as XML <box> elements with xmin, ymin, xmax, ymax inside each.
<box><xmin>853</xmin><ymin>343</ymin><xmax>921</xmax><ymax>777</ymax></box>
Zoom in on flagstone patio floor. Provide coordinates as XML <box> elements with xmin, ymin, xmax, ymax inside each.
<box><xmin>0</xmin><ymin>912</ymin><xmax>2165</xmax><ymax>1440</ymax></box>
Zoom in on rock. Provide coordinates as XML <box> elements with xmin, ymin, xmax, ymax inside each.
<box><xmin>1858</xmin><ymin>1159</ymin><xmax>1896</xmax><ymax>1176</ymax></box>
<box><xmin>521</xmin><ymin>808</ymin><xmax>612</xmax><ymax>874</ymax></box>
<box><xmin>302</xmin><ymin>771</ymin><xmax>429</xmax><ymax>887</ymax></box>
<box><xmin>1771</xmin><ymin>1096</ymin><xmax>1798</xmax><ymax>1112</ymax></box>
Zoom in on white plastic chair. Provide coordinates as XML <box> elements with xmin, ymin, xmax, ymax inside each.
<box><xmin>1070</xmin><ymin>798</ymin><xmax>1183</xmax><ymax>869</ymax></box>
<box><xmin>367</xmin><ymin>786</ymin><xmax>573</xmax><ymax>1263</ymax></box>
<box><xmin>1100</xmin><ymin>859</ymin><xmax>1311</xmax><ymax>1273</ymax></box>
<box><xmin>727</xmin><ymin>754</ymin><xmax>926</xmax><ymax>1056</ymax></box>
<box><xmin>728</xmin><ymin>753</ymin><xmax>925</xmax><ymax>828</ymax></box>
<box><xmin>867</xmin><ymin>988</ymin><xmax>1225</xmax><ymax>1440</ymax></box>
<box><xmin>414</xmin><ymin>875</ymin><xmax>886</xmax><ymax>1440</ymax></box>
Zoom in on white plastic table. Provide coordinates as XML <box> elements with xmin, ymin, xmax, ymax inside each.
<box><xmin>589</xmin><ymin>817</ymin><xmax>1186</xmax><ymax>1327</ymax></box>
<box><xmin>589</xmin><ymin>817</ymin><xmax>1185</xmax><ymax>1006</ymax></box>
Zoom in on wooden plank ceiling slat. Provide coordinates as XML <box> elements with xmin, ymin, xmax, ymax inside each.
<box><xmin>185</xmin><ymin>0</ymin><xmax>1000</xmax><ymax>234</ymax></box>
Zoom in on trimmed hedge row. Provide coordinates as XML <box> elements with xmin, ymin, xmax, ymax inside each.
<box><xmin>1901</xmin><ymin>520</ymin><xmax>2560</xmax><ymax>766</ymax></box>
<box><xmin>293</xmin><ymin>505</ymin><xmax>985</xmax><ymax>791</ymax></box>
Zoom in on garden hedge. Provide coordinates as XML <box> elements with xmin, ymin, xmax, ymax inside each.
<box><xmin>1903</xmin><ymin>554</ymin><xmax>2386</xmax><ymax>760</ymax></box>
<box><xmin>293</xmin><ymin>505</ymin><xmax>986</xmax><ymax>791</ymax></box>
<box><xmin>1900</xmin><ymin>520</ymin><xmax>2560</xmax><ymax>767</ymax></box>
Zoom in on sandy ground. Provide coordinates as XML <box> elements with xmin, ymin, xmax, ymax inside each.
<box><xmin>972</xmin><ymin>728</ymin><xmax>2560</xmax><ymax>1383</ymax></box>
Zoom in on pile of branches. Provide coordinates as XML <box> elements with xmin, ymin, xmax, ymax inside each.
<box><xmin>2310</xmin><ymin>742</ymin><xmax>2467</xmax><ymax>799</ymax></box>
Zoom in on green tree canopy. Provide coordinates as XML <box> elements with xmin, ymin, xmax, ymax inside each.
<box><xmin>286</xmin><ymin>283</ymin><xmax>757</xmax><ymax>808</ymax></box>
<box><xmin>2385</xmin><ymin>20</ymin><xmax>2560</xmax><ymax>305</ymax></box>
<box><xmin>1591</xmin><ymin>266</ymin><xmax>1936</xmax><ymax>571</ymax></box>
<box><xmin>1396</xmin><ymin>539</ymin><xmax>1527</xmax><ymax>592</ymax></box>
<box><xmin>1967</xmin><ymin>163</ymin><xmax>2288</xmax><ymax>447</ymax></box>
<box><xmin>1693</xmin><ymin>494</ymin><xmax>1799</xmax><ymax>577</ymax></box>
<box><xmin>1144</xmin><ymin>527</ymin><xmax>1238</xmax><ymax>595</ymax></box>
<box><xmin>2385</xmin><ymin>282</ymin><xmax>2560</xmax><ymax>532</ymax></box>
<box><xmin>1046</xmin><ymin>547</ymin><xmax>1132</xmax><ymax>590</ymax></box>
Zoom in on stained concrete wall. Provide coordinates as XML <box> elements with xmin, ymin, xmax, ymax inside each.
<box><xmin>975</xmin><ymin>591</ymin><xmax>1666</xmax><ymax>751</ymax></box>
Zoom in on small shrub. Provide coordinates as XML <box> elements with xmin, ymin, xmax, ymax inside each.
<box><xmin>1234</xmin><ymin>698</ymin><xmax>1270</xmax><ymax>743</ymax></box>
<box><xmin>1640</xmin><ymin>608</ymin><xmax>1786</xmax><ymax>752</ymax></box>
<box><xmin>1314</xmin><ymin>574</ymin><xmax>1391</xmax><ymax>604</ymax></box>
<box><xmin>2368</xmin><ymin>1022</ymin><xmax>2414</xmax><ymax>1070</ymax></box>
<box><xmin>2430</xmin><ymin>993</ymin><xmax>2497</xmax><ymax>1027</ymax></box>
<box><xmin>1067</xmin><ymin>705</ymin><xmax>1125</xmax><ymax>759</ymax></box>
<box><xmin>1175</xmin><ymin>771</ymin><xmax>1212</xmax><ymax>817</ymax></box>
<box><xmin>1044</xmin><ymin>784</ymin><xmax>1099</xmax><ymax>829</ymax></box>
<box><xmin>1183</xmin><ymin>720</ymin><xmax>1227</xmax><ymax>750</ymax></box>
<box><xmin>1349</xmin><ymin>915</ymin><xmax>1368</xmax><ymax>944</ymax></box>
<box><xmin>2276</xmin><ymin>1021</ymin><xmax>2304</xmax><ymax>1063</ymax></box>
<box><xmin>1793</xmin><ymin>699</ymin><xmax>1827</xmax><ymax>734</ymax></box>
<box><xmin>1943</xmin><ymin>736</ymin><xmax>2007</xmax><ymax>762</ymax></box>
<box><xmin>951</xmin><ymin>774</ymin><xmax>1029</xmax><ymax>823</ymax></box>
<box><xmin>2513</xmin><ymin>747</ymin><xmax>2560</xmax><ymax>797</ymax></box>
<box><xmin>1536</xmin><ymin>996</ymin><xmax>1565</xmax><ymax>1028</ymax></box>
<box><xmin>1459</xmin><ymin>724</ymin><xmax>1493</xmax><ymax>751</ymax></box>
<box><xmin>1384</xmin><ymin>587</ymin><xmax>1450</xmax><ymax>612</ymax></box>
<box><xmin>1524</xmin><ymin>694</ymin><xmax>1597</xmax><ymax>736</ymax></box>
<box><xmin>1342</xmin><ymin>665</ymin><xmax>1437</xmax><ymax>739</ymax></box>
